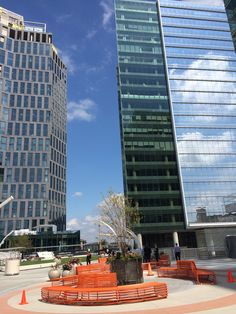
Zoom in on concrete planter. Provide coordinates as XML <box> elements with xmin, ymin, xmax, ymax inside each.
<box><xmin>62</xmin><ymin>270</ymin><xmax>71</xmax><ymax>277</ymax></box>
<box><xmin>48</xmin><ymin>268</ymin><xmax>60</xmax><ymax>280</ymax></box>
<box><xmin>111</xmin><ymin>258</ymin><xmax>143</xmax><ymax>285</ymax></box>
<box><xmin>5</xmin><ymin>259</ymin><xmax>20</xmax><ymax>276</ymax></box>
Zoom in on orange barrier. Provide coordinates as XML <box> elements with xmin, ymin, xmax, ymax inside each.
<box><xmin>76</xmin><ymin>263</ymin><xmax>110</xmax><ymax>274</ymax></box>
<box><xmin>52</xmin><ymin>272</ymin><xmax>117</xmax><ymax>288</ymax></box>
<box><xmin>158</xmin><ymin>260</ymin><xmax>216</xmax><ymax>285</ymax></box>
<box><xmin>98</xmin><ymin>257</ymin><xmax>107</xmax><ymax>263</ymax></box>
<box><xmin>41</xmin><ymin>282</ymin><xmax>168</xmax><ymax>305</ymax></box>
<box><xmin>157</xmin><ymin>254</ymin><xmax>171</xmax><ymax>267</ymax></box>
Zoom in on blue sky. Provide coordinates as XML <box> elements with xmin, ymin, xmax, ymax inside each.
<box><xmin>2</xmin><ymin>0</ymin><xmax>123</xmax><ymax>241</ymax></box>
<box><xmin>2</xmin><ymin>0</ymin><xmax>224</xmax><ymax>241</ymax></box>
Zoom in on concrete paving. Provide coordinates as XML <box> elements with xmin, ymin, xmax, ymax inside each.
<box><xmin>0</xmin><ymin>258</ymin><xmax>236</xmax><ymax>314</ymax></box>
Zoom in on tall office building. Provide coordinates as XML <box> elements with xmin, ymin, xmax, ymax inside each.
<box><xmin>115</xmin><ymin>0</ymin><xmax>236</xmax><ymax>250</ymax></box>
<box><xmin>0</xmin><ymin>8</ymin><xmax>67</xmax><ymax>235</ymax></box>
<box><xmin>224</xmin><ymin>0</ymin><xmax>236</xmax><ymax>50</ymax></box>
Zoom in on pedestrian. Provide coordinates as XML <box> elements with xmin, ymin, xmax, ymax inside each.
<box><xmin>174</xmin><ymin>243</ymin><xmax>181</xmax><ymax>260</ymax></box>
<box><xmin>154</xmin><ymin>246</ymin><xmax>159</xmax><ymax>262</ymax></box>
<box><xmin>143</xmin><ymin>246</ymin><xmax>151</xmax><ymax>262</ymax></box>
<box><xmin>86</xmin><ymin>249</ymin><xmax>92</xmax><ymax>265</ymax></box>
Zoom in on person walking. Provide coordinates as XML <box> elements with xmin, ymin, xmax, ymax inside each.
<box><xmin>86</xmin><ymin>249</ymin><xmax>92</xmax><ymax>265</ymax></box>
<box><xmin>174</xmin><ymin>243</ymin><xmax>181</xmax><ymax>260</ymax></box>
<box><xmin>143</xmin><ymin>246</ymin><xmax>151</xmax><ymax>262</ymax></box>
<box><xmin>154</xmin><ymin>246</ymin><xmax>160</xmax><ymax>262</ymax></box>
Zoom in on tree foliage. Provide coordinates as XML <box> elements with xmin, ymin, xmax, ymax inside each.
<box><xmin>9</xmin><ymin>235</ymin><xmax>32</xmax><ymax>251</ymax></box>
<box><xmin>99</xmin><ymin>191</ymin><xmax>140</xmax><ymax>255</ymax></box>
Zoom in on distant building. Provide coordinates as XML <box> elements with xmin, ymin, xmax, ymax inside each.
<box><xmin>5</xmin><ymin>230</ymin><xmax>81</xmax><ymax>253</ymax></box>
<box><xmin>0</xmin><ymin>7</ymin><xmax>67</xmax><ymax>235</ymax></box>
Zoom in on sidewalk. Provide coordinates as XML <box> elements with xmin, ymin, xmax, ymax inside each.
<box><xmin>0</xmin><ymin>258</ymin><xmax>236</xmax><ymax>314</ymax></box>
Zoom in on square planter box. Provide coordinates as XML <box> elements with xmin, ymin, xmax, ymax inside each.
<box><xmin>111</xmin><ymin>258</ymin><xmax>143</xmax><ymax>285</ymax></box>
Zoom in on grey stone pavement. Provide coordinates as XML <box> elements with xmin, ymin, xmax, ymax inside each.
<box><xmin>1</xmin><ymin>258</ymin><xmax>236</xmax><ymax>314</ymax></box>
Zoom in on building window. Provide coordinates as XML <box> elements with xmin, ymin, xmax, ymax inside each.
<box><xmin>11</xmin><ymin>201</ymin><xmax>17</xmax><ymax>218</ymax></box>
<box><xmin>33</xmin><ymin>184</ymin><xmax>39</xmax><ymax>198</ymax></box>
<box><xmin>26</xmin><ymin>185</ymin><xmax>31</xmax><ymax>199</ymax></box>
<box><xmin>35</xmin><ymin>153</ymin><xmax>40</xmax><ymax>166</ymax></box>
<box><xmin>28</xmin><ymin>153</ymin><xmax>33</xmax><ymax>166</ymax></box>
<box><xmin>27</xmin><ymin>201</ymin><xmax>33</xmax><ymax>217</ymax></box>
<box><xmin>30</xmin><ymin>168</ymin><xmax>35</xmax><ymax>182</ymax></box>
<box><xmin>22</xmin><ymin>168</ymin><xmax>27</xmax><ymax>182</ymax></box>
<box><xmin>20</xmin><ymin>153</ymin><xmax>26</xmax><ymax>166</ymax></box>
<box><xmin>14</xmin><ymin>168</ymin><xmax>20</xmax><ymax>182</ymax></box>
<box><xmin>9</xmin><ymin>137</ymin><xmax>14</xmax><ymax>150</ymax></box>
<box><xmin>23</xmin><ymin>220</ymin><xmax>29</xmax><ymax>229</ymax></box>
<box><xmin>6</xmin><ymin>168</ymin><xmax>12</xmax><ymax>183</ymax></box>
<box><xmin>20</xmin><ymin>201</ymin><xmax>25</xmax><ymax>217</ymax></box>
<box><xmin>16</xmin><ymin>137</ymin><xmax>22</xmax><ymax>150</ymax></box>
<box><xmin>1</xmin><ymin>137</ymin><xmax>7</xmax><ymax>150</ymax></box>
<box><xmin>3</xmin><ymin>204</ymin><xmax>9</xmax><ymax>218</ymax></box>
<box><xmin>35</xmin><ymin>201</ymin><xmax>41</xmax><ymax>216</ymax></box>
<box><xmin>2</xmin><ymin>184</ymin><xmax>8</xmax><ymax>199</ymax></box>
<box><xmin>18</xmin><ymin>184</ymin><xmax>24</xmax><ymax>198</ymax></box>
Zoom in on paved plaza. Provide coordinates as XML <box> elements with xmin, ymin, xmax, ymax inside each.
<box><xmin>0</xmin><ymin>258</ymin><xmax>236</xmax><ymax>314</ymax></box>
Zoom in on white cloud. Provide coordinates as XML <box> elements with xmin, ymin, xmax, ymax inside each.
<box><xmin>181</xmin><ymin>0</ymin><xmax>223</xmax><ymax>6</ymax></box>
<box><xmin>86</xmin><ymin>29</ymin><xmax>98</xmax><ymax>39</ymax></box>
<box><xmin>67</xmin><ymin>215</ymin><xmax>99</xmax><ymax>242</ymax></box>
<box><xmin>56</xmin><ymin>14</ymin><xmax>72</xmax><ymax>23</ymax></box>
<box><xmin>170</xmin><ymin>57</ymin><xmax>236</xmax><ymax>104</ymax></box>
<box><xmin>58</xmin><ymin>49</ymin><xmax>77</xmax><ymax>75</ymax></box>
<box><xmin>67</xmin><ymin>99</ymin><xmax>97</xmax><ymax>122</ymax></box>
<box><xmin>178</xmin><ymin>131</ymin><xmax>234</xmax><ymax>165</ymax></box>
<box><xmin>100</xmin><ymin>0</ymin><xmax>114</xmax><ymax>30</ymax></box>
<box><xmin>73</xmin><ymin>192</ymin><xmax>83</xmax><ymax>198</ymax></box>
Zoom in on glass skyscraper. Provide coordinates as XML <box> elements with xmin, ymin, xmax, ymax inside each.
<box><xmin>0</xmin><ymin>8</ymin><xmax>67</xmax><ymax>235</ymax></box>
<box><xmin>115</xmin><ymin>0</ymin><xmax>236</xmax><ymax>250</ymax></box>
<box><xmin>224</xmin><ymin>0</ymin><xmax>236</xmax><ymax>50</ymax></box>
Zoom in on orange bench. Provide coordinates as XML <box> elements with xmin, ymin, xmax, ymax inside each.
<box><xmin>41</xmin><ymin>281</ymin><xmax>168</xmax><ymax>305</ymax></box>
<box><xmin>157</xmin><ymin>260</ymin><xmax>216</xmax><ymax>284</ymax></box>
<box><xmin>76</xmin><ymin>263</ymin><xmax>110</xmax><ymax>274</ymax></box>
<box><xmin>51</xmin><ymin>272</ymin><xmax>117</xmax><ymax>288</ymax></box>
<box><xmin>157</xmin><ymin>254</ymin><xmax>171</xmax><ymax>267</ymax></box>
<box><xmin>98</xmin><ymin>257</ymin><xmax>107</xmax><ymax>263</ymax></box>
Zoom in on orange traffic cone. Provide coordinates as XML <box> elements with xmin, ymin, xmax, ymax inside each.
<box><xmin>227</xmin><ymin>270</ymin><xmax>235</xmax><ymax>283</ymax></box>
<box><xmin>19</xmin><ymin>290</ymin><xmax>28</xmax><ymax>305</ymax></box>
<box><xmin>147</xmin><ymin>263</ymin><xmax>154</xmax><ymax>276</ymax></box>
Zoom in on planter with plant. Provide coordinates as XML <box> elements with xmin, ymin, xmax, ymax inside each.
<box><xmin>62</xmin><ymin>262</ymin><xmax>72</xmax><ymax>277</ymax></box>
<box><xmin>99</xmin><ymin>191</ymin><xmax>143</xmax><ymax>285</ymax></box>
<box><xmin>48</xmin><ymin>265</ymin><xmax>60</xmax><ymax>280</ymax></box>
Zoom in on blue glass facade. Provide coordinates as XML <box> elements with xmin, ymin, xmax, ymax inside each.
<box><xmin>0</xmin><ymin>8</ymin><xmax>67</xmax><ymax>235</ymax></box>
<box><xmin>161</xmin><ymin>0</ymin><xmax>236</xmax><ymax>227</ymax></box>
<box><xmin>115</xmin><ymin>0</ymin><xmax>236</xmax><ymax>248</ymax></box>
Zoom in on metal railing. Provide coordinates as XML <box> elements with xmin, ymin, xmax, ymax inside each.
<box><xmin>159</xmin><ymin>246</ymin><xmax>227</xmax><ymax>261</ymax></box>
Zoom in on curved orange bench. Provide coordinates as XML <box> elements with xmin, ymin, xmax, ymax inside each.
<box><xmin>157</xmin><ymin>254</ymin><xmax>171</xmax><ymax>267</ymax></box>
<box><xmin>98</xmin><ymin>257</ymin><xmax>107</xmax><ymax>263</ymax></box>
<box><xmin>52</xmin><ymin>272</ymin><xmax>117</xmax><ymax>288</ymax></box>
<box><xmin>76</xmin><ymin>263</ymin><xmax>110</xmax><ymax>274</ymax></box>
<box><xmin>41</xmin><ymin>281</ymin><xmax>168</xmax><ymax>305</ymax></box>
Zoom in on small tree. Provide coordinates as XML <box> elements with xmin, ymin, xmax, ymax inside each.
<box><xmin>99</xmin><ymin>191</ymin><xmax>140</xmax><ymax>256</ymax></box>
<box><xmin>9</xmin><ymin>235</ymin><xmax>32</xmax><ymax>252</ymax></box>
